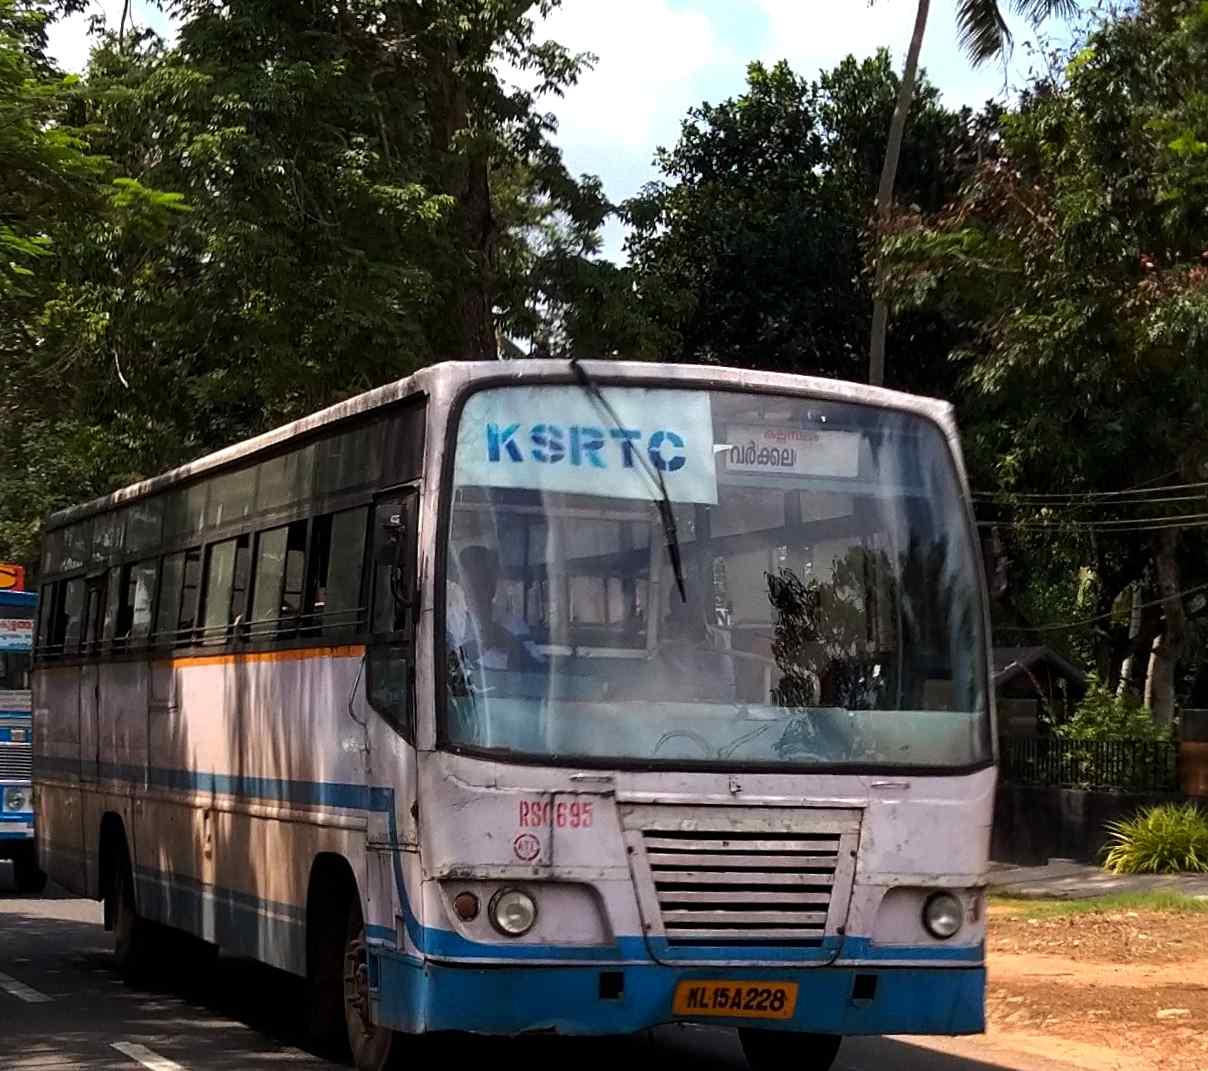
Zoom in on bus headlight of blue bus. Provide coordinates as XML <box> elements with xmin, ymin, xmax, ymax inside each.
<box><xmin>5</xmin><ymin>788</ymin><xmax>27</xmax><ymax>811</ymax></box>
<box><xmin>922</xmin><ymin>892</ymin><xmax>964</xmax><ymax>939</ymax></box>
<box><xmin>489</xmin><ymin>888</ymin><xmax>537</xmax><ymax>937</ymax></box>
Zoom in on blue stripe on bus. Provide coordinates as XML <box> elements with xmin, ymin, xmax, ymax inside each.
<box><xmin>370</xmin><ymin>954</ymin><xmax>987</xmax><ymax>1037</ymax></box>
<box><xmin>33</xmin><ymin>756</ymin><xmax>985</xmax><ymax>968</ymax></box>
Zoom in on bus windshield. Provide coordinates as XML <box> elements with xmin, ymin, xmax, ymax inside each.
<box><xmin>441</xmin><ymin>384</ymin><xmax>989</xmax><ymax>770</ymax></box>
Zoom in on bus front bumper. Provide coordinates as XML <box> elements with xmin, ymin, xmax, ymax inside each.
<box><xmin>369</xmin><ymin>954</ymin><xmax>985</xmax><ymax>1037</ymax></box>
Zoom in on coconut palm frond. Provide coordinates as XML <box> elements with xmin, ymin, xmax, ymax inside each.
<box><xmin>957</xmin><ymin>0</ymin><xmax>1012</xmax><ymax>67</ymax></box>
<box><xmin>960</xmin><ymin>0</ymin><xmax>1079</xmax><ymax>67</ymax></box>
<box><xmin>1012</xmin><ymin>0</ymin><xmax>1081</xmax><ymax>27</ymax></box>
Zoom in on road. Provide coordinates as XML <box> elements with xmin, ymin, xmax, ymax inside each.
<box><xmin>0</xmin><ymin>864</ymin><xmax>1083</xmax><ymax>1071</ymax></box>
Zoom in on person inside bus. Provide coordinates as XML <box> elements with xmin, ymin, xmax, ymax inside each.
<box><xmin>449</xmin><ymin>543</ymin><xmax>543</xmax><ymax>672</ymax></box>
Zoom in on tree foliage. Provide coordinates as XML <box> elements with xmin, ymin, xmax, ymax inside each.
<box><xmin>621</xmin><ymin>53</ymin><xmax>989</xmax><ymax>392</ymax></box>
<box><xmin>885</xmin><ymin>0</ymin><xmax>1208</xmax><ymax>715</ymax></box>
<box><xmin>0</xmin><ymin>0</ymin><xmax>611</xmax><ymax>565</ymax></box>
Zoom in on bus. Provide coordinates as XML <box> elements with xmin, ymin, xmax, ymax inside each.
<box><xmin>33</xmin><ymin>360</ymin><xmax>994</xmax><ymax>1071</ymax></box>
<box><xmin>2</xmin><ymin>587</ymin><xmax>45</xmax><ymax>893</ymax></box>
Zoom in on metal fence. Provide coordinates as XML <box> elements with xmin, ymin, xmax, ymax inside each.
<box><xmin>1000</xmin><ymin>736</ymin><xmax>1180</xmax><ymax>792</ymax></box>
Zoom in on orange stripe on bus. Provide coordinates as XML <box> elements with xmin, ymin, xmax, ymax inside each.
<box><xmin>155</xmin><ymin>645</ymin><xmax>366</xmax><ymax>669</ymax></box>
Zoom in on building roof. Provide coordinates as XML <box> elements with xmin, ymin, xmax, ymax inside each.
<box><xmin>993</xmin><ymin>645</ymin><xmax>1087</xmax><ymax>690</ymax></box>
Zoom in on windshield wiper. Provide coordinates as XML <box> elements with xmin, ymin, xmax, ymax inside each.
<box><xmin>569</xmin><ymin>359</ymin><xmax>687</xmax><ymax>603</ymax></box>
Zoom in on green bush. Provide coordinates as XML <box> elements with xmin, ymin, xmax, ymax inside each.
<box><xmin>1055</xmin><ymin>673</ymin><xmax>1171</xmax><ymax>742</ymax></box>
<box><xmin>1102</xmin><ymin>803</ymin><xmax>1208</xmax><ymax>874</ymax></box>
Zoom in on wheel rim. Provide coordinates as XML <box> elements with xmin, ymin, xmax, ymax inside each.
<box><xmin>343</xmin><ymin>912</ymin><xmax>391</xmax><ymax>1068</ymax></box>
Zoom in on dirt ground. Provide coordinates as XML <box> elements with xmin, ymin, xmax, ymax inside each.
<box><xmin>983</xmin><ymin>904</ymin><xmax>1208</xmax><ymax>1071</ymax></box>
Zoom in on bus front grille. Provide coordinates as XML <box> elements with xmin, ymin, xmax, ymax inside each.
<box><xmin>641</xmin><ymin>828</ymin><xmax>840</xmax><ymax>945</ymax></box>
<box><xmin>0</xmin><ymin>744</ymin><xmax>32</xmax><ymax>780</ymax></box>
<box><xmin>621</xmin><ymin>804</ymin><xmax>861</xmax><ymax>953</ymax></box>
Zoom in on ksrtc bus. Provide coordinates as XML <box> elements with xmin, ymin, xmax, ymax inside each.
<box><xmin>2</xmin><ymin>588</ymin><xmax>44</xmax><ymax>893</ymax></box>
<box><xmin>34</xmin><ymin>361</ymin><xmax>994</xmax><ymax>1071</ymax></box>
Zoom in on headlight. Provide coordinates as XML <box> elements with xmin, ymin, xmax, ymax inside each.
<box><xmin>489</xmin><ymin>888</ymin><xmax>537</xmax><ymax>937</ymax></box>
<box><xmin>922</xmin><ymin>892</ymin><xmax>963</xmax><ymax>940</ymax></box>
<box><xmin>5</xmin><ymin>789</ymin><xmax>27</xmax><ymax>811</ymax></box>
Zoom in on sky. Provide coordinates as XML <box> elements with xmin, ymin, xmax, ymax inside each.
<box><xmin>47</xmin><ymin>1</ymin><xmax>1079</xmax><ymax>262</ymax></box>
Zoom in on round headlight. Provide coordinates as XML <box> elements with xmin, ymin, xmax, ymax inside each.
<box><xmin>6</xmin><ymin>790</ymin><xmax>27</xmax><ymax>811</ymax></box>
<box><xmin>922</xmin><ymin>892</ymin><xmax>964</xmax><ymax>940</ymax></box>
<box><xmin>489</xmin><ymin>888</ymin><xmax>537</xmax><ymax>937</ymax></box>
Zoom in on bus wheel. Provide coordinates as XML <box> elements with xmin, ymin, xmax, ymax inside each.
<box><xmin>12</xmin><ymin>849</ymin><xmax>47</xmax><ymax>895</ymax></box>
<box><xmin>110</xmin><ymin>850</ymin><xmax>152</xmax><ymax>984</ymax></box>
<box><xmin>738</xmin><ymin>1029</ymin><xmax>842</xmax><ymax>1071</ymax></box>
<box><xmin>343</xmin><ymin>896</ymin><xmax>396</xmax><ymax>1071</ymax></box>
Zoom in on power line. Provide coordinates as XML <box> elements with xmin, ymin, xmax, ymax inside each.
<box><xmin>1005</xmin><ymin>581</ymin><xmax>1208</xmax><ymax>633</ymax></box>
<box><xmin>977</xmin><ymin>515</ymin><xmax>1208</xmax><ymax>533</ymax></box>
<box><xmin>972</xmin><ymin>480</ymin><xmax>1208</xmax><ymax>502</ymax></box>
<box><xmin>975</xmin><ymin>493</ymin><xmax>1208</xmax><ymax>509</ymax></box>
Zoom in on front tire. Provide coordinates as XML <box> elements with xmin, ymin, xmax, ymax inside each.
<box><xmin>343</xmin><ymin>896</ymin><xmax>397</xmax><ymax>1071</ymax></box>
<box><xmin>739</xmin><ymin>1029</ymin><xmax>842</xmax><ymax>1071</ymax></box>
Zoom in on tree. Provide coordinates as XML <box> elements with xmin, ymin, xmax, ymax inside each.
<box><xmin>868</xmin><ymin>0</ymin><xmax>1078</xmax><ymax>385</ymax></box>
<box><xmin>0</xmin><ymin>1</ymin><xmax>613</xmax><ymax>564</ymax></box>
<box><xmin>884</xmin><ymin>0</ymin><xmax>1208</xmax><ymax>722</ymax></box>
<box><xmin>623</xmin><ymin>54</ymin><xmax>984</xmax><ymax>388</ymax></box>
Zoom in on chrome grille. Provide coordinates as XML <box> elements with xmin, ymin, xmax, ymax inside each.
<box><xmin>641</xmin><ymin>828</ymin><xmax>839</xmax><ymax>944</ymax></box>
<box><xmin>0</xmin><ymin>744</ymin><xmax>32</xmax><ymax>780</ymax></box>
<box><xmin>622</xmin><ymin>804</ymin><xmax>861</xmax><ymax>953</ymax></box>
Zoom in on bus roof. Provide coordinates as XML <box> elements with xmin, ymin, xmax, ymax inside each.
<box><xmin>44</xmin><ymin>359</ymin><xmax>955</xmax><ymax>532</ymax></box>
<box><xmin>0</xmin><ymin>590</ymin><xmax>36</xmax><ymax>608</ymax></box>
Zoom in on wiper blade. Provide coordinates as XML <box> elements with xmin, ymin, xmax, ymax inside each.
<box><xmin>569</xmin><ymin>359</ymin><xmax>687</xmax><ymax>603</ymax></box>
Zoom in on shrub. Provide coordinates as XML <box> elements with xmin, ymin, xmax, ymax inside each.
<box><xmin>1055</xmin><ymin>673</ymin><xmax>1171</xmax><ymax>743</ymax></box>
<box><xmin>1102</xmin><ymin>803</ymin><xmax>1208</xmax><ymax>874</ymax></box>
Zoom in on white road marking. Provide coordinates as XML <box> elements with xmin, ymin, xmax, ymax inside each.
<box><xmin>111</xmin><ymin>1042</ymin><xmax>187</xmax><ymax>1071</ymax></box>
<box><xmin>0</xmin><ymin>970</ymin><xmax>52</xmax><ymax>1003</ymax></box>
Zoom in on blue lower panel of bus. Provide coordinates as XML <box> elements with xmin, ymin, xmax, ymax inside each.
<box><xmin>370</xmin><ymin>952</ymin><xmax>985</xmax><ymax>1037</ymax></box>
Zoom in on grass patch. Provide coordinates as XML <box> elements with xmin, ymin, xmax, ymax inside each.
<box><xmin>989</xmin><ymin>890</ymin><xmax>1208</xmax><ymax>918</ymax></box>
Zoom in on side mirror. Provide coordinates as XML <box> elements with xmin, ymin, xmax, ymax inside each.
<box><xmin>372</xmin><ymin>492</ymin><xmax>419</xmax><ymax>631</ymax></box>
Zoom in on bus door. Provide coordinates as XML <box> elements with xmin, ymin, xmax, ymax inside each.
<box><xmin>364</xmin><ymin>488</ymin><xmax>421</xmax><ymax>920</ymax></box>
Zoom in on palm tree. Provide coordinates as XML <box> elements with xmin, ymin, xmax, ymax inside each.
<box><xmin>868</xmin><ymin>0</ymin><xmax>1079</xmax><ymax>386</ymax></box>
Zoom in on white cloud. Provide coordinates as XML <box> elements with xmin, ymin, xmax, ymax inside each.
<box><xmin>754</xmin><ymin>0</ymin><xmax>1050</xmax><ymax>109</ymax></box>
<box><xmin>47</xmin><ymin>1</ymin><xmax>174</xmax><ymax>73</ymax></box>
<box><xmin>526</xmin><ymin>0</ymin><xmax>735</xmax><ymax>154</ymax></box>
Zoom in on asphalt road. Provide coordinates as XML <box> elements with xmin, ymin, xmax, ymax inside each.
<box><xmin>0</xmin><ymin>863</ymin><xmax>1078</xmax><ymax>1071</ymax></box>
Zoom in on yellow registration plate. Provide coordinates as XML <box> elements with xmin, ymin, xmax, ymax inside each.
<box><xmin>672</xmin><ymin>980</ymin><xmax>799</xmax><ymax>1020</ymax></box>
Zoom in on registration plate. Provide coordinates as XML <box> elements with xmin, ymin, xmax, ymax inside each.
<box><xmin>673</xmin><ymin>980</ymin><xmax>798</xmax><ymax>1020</ymax></box>
<box><xmin>0</xmin><ymin>822</ymin><xmax>30</xmax><ymax>835</ymax></box>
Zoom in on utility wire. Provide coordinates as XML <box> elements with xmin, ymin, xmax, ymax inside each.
<box><xmin>972</xmin><ymin>479</ymin><xmax>1208</xmax><ymax>501</ymax></box>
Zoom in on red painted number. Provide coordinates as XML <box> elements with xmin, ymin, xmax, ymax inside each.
<box><xmin>518</xmin><ymin>800</ymin><xmax>593</xmax><ymax>828</ymax></box>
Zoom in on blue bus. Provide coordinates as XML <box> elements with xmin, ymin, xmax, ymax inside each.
<box><xmin>1</xmin><ymin>589</ymin><xmax>44</xmax><ymax>893</ymax></box>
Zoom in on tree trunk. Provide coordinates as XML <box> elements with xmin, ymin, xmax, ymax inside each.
<box><xmin>1145</xmin><ymin>529</ymin><xmax>1186</xmax><ymax>728</ymax></box>
<box><xmin>868</xmin><ymin>0</ymin><xmax>930</xmax><ymax>387</ymax></box>
<box><xmin>426</xmin><ymin>37</ymin><xmax>498</xmax><ymax>361</ymax></box>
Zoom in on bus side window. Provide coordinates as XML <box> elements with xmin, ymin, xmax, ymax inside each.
<box><xmin>82</xmin><ymin>573</ymin><xmax>107</xmax><ymax>656</ymax></box>
<box><xmin>57</xmin><ymin>578</ymin><xmax>85</xmax><ymax>655</ymax></box>
<box><xmin>102</xmin><ymin>566</ymin><xmax>121</xmax><ymax>647</ymax></box>
<box><xmin>304</xmin><ymin>507</ymin><xmax>368</xmax><ymax>637</ymax></box>
<box><xmin>177</xmin><ymin>548</ymin><xmax>203</xmax><ymax>644</ymax></box>
<box><xmin>250</xmin><ymin>521</ymin><xmax>307</xmax><ymax>640</ymax></box>
<box><xmin>199</xmin><ymin>538</ymin><xmax>240</xmax><ymax>646</ymax></box>
<box><xmin>155</xmin><ymin>553</ymin><xmax>185</xmax><ymax>646</ymax></box>
<box><xmin>117</xmin><ymin>560</ymin><xmax>158</xmax><ymax>647</ymax></box>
